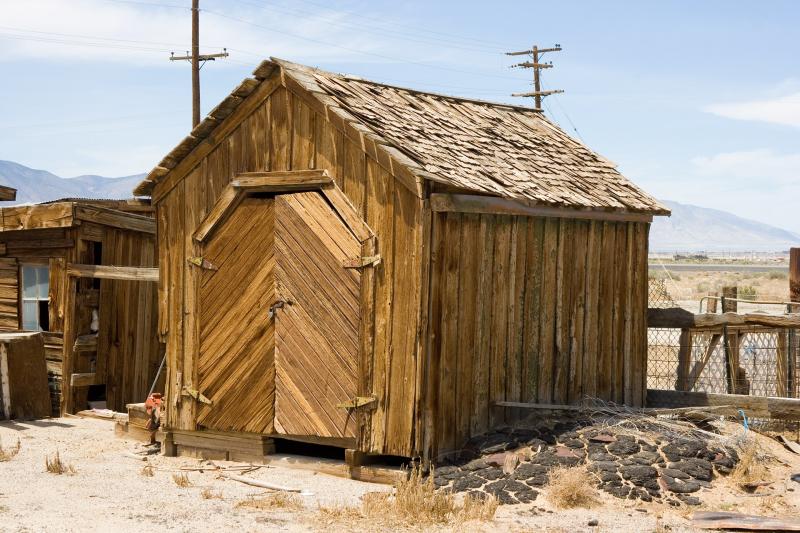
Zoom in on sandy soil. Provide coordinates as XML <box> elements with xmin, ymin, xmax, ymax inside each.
<box><xmin>1</xmin><ymin>417</ymin><xmax>799</xmax><ymax>532</ymax></box>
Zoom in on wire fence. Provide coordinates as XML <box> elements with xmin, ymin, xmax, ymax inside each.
<box><xmin>647</xmin><ymin>279</ymin><xmax>800</xmax><ymax>399</ymax></box>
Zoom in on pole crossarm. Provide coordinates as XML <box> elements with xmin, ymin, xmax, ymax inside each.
<box><xmin>505</xmin><ymin>43</ymin><xmax>563</xmax><ymax>110</ymax></box>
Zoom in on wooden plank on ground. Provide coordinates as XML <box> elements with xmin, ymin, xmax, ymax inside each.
<box><xmin>646</xmin><ymin>389</ymin><xmax>800</xmax><ymax>420</ymax></box>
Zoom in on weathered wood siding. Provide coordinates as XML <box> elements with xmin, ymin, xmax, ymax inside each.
<box><xmin>155</xmin><ymin>81</ymin><xmax>423</xmax><ymax>456</ymax></box>
<box><xmin>0</xmin><ymin>258</ymin><xmax>18</xmax><ymax>328</ymax></box>
<box><xmin>426</xmin><ymin>214</ymin><xmax>649</xmax><ymax>455</ymax></box>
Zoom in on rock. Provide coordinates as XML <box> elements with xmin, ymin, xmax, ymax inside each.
<box><xmin>530</xmin><ymin>451</ymin><xmax>560</xmax><ymax>467</ymax></box>
<box><xmin>465</xmin><ymin>490</ymin><xmax>488</xmax><ymax>502</ymax></box>
<box><xmin>661</xmin><ymin>468</ymin><xmax>690</xmax><ymax>480</ymax></box>
<box><xmin>478</xmin><ymin>467</ymin><xmax>505</xmax><ymax>481</ymax></box>
<box><xmin>514</xmin><ymin>462</ymin><xmax>548</xmax><ymax>479</ymax></box>
<box><xmin>620</xmin><ymin>465</ymin><xmax>658</xmax><ymax>486</ymax></box>
<box><xmin>678</xmin><ymin>495</ymin><xmax>701</xmax><ymax>506</ymax></box>
<box><xmin>662</xmin><ymin>440</ymin><xmax>704</xmax><ymax>462</ymax></box>
<box><xmin>588</xmin><ymin>519</ymin><xmax>599</xmax><ymax>527</ymax></box>
<box><xmin>484</xmin><ymin>453</ymin><xmax>510</xmax><ymax>467</ymax></box>
<box><xmin>631</xmin><ymin>451</ymin><xmax>660</xmax><ymax>464</ymax></box>
<box><xmin>668</xmin><ymin>459</ymin><xmax>713</xmax><ymax>481</ymax></box>
<box><xmin>608</xmin><ymin>438</ymin><xmax>640</xmax><ymax>456</ymax></box>
<box><xmin>588</xmin><ymin>452</ymin><xmax>617</xmax><ymax>462</ymax></box>
<box><xmin>461</xmin><ymin>458</ymin><xmax>489</xmax><ymax>472</ymax></box>
<box><xmin>514</xmin><ymin>487</ymin><xmax>539</xmax><ymax>503</ymax></box>
<box><xmin>563</xmin><ymin>438</ymin><xmax>585</xmax><ymax>449</ymax></box>
<box><xmin>606</xmin><ymin>485</ymin><xmax>631</xmax><ymax>499</ymax></box>
<box><xmin>433</xmin><ymin>477</ymin><xmax>451</xmax><ymax>488</ymax></box>
<box><xmin>452</xmin><ymin>475</ymin><xmax>485</xmax><ymax>492</ymax></box>
<box><xmin>589</xmin><ymin>461</ymin><xmax>618</xmax><ymax>473</ymax></box>
<box><xmin>590</xmin><ymin>434</ymin><xmax>616</xmax><ymax>443</ymax></box>
<box><xmin>599</xmin><ymin>471</ymin><xmax>620</xmax><ymax>483</ymax></box>
<box><xmin>661</xmin><ymin>476</ymin><xmax>701</xmax><ymax>494</ymax></box>
<box><xmin>503</xmin><ymin>479</ymin><xmax>531</xmax><ymax>494</ymax></box>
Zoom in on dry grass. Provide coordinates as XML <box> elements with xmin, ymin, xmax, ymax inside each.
<box><xmin>45</xmin><ymin>451</ymin><xmax>76</xmax><ymax>475</ymax></box>
<box><xmin>139</xmin><ymin>464</ymin><xmax>154</xmax><ymax>477</ymax></box>
<box><xmin>172</xmin><ymin>473</ymin><xmax>192</xmax><ymax>487</ymax></box>
<box><xmin>545</xmin><ymin>466</ymin><xmax>598</xmax><ymax>509</ymax></box>
<box><xmin>201</xmin><ymin>488</ymin><xmax>223</xmax><ymax>500</ymax></box>
<box><xmin>236</xmin><ymin>492</ymin><xmax>302</xmax><ymax>511</ymax></box>
<box><xmin>316</xmin><ymin>466</ymin><xmax>497</xmax><ymax>528</ymax></box>
<box><xmin>0</xmin><ymin>438</ymin><xmax>20</xmax><ymax>462</ymax></box>
<box><xmin>730</xmin><ymin>440</ymin><xmax>771</xmax><ymax>490</ymax></box>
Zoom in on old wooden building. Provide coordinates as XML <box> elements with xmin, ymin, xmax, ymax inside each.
<box><xmin>0</xmin><ymin>200</ymin><xmax>162</xmax><ymax>415</ymax></box>
<box><xmin>135</xmin><ymin>59</ymin><xmax>669</xmax><ymax>461</ymax></box>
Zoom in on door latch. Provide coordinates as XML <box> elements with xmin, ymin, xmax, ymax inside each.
<box><xmin>268</xmin><ymin>299</ymin><xmax>293</xmax><ymax>319</ymax></box>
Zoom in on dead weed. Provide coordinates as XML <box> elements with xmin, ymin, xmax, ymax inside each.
<box><xmin>45</xmin><ymin>451</ymin><xmax>76</xmax><ymax>475</ymax></box>
<box><xmin>0</xmin><ymin>438</ymin><xmax>20</xmax><ymax>462</ymax></box>
<box><xmin>140</xmin><ymin>464</ymin><xmax>155</xmax><ymax>477</ymax></box>
<box><xmin>316</xmin><ymin>465</ymin><xmax>497</xmax><ymax>527</ymax></box>
<box><xmin>172</xmin><ymin>473</ymin><xmax>192</xmax><ymax>487</ymax></box>
<box><xmin>545</xmin><ymin>466</ymin><xmax>599</xmax><ymax>509</ymax></box>
<box><xmin>237</xmin><ymin>492</ymin><xmax>302</xmax><ymax>511</ymax></box>
<box><xmin>201</xmin><ymin>488</ymin><xmax>223</xmax><ymax>500</ymax></box>
<box><xmin>730</xmin><ymin>439</ymin><xmax>771</xmax><ymax>490</ymax></box>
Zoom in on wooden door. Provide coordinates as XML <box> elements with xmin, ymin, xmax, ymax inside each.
<box><xmin>273</xmin><ymin>192</ymin><xmax>361</xmax><ymax>439</ymax></box>
<box><xmin>197</xmin><ymin>197</ymin><xmax>276</xmax><ymax>433</ymax></box>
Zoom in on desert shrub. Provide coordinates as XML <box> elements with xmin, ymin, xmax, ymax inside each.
<box><xmin>730</xmin><ymin>439</ymin><xmax>770</xmax><ymax>489</ymax></box>
<box><xmin>201</xmin><ymin>488</ymin><xmax>223</xmax><ymax>500</ymax></box>
<box><xmin>140</xmin><ymin>464</ymin><xmax>155</xmax><ymax>477</ymax></box>
<box><xmin>545</xmin><ymin>466</ymin><xmax>598</xmax><ymax>509</ymax></box>
<box><xmin>738</xmin><ymin>285</ymin><xmax>757</xmax><ymax>301</ymax></box>
<box><xmin>172</xmin><ymin>473</ymin><xmax>191</xmax><ymax>487</ymax></box>
<box><xmin>768</xmin><ymin>270</ymin><xmax>787</xmax><ymax>280</ymax></box>
<box><xmin>0</xmin><ymin>439</ymin><xmax>20</xmax><ymax>462</ymax></box>
<box><xmin>45</xmin><ymin>451</ymin><xmax>76</xmax><ymax>475</ymax></box>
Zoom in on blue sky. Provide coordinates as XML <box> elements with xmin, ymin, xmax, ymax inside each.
<box><xmin>1</xmin><ymin>0</ymin><xmax>799</xmax><ymax>230</ymax></box>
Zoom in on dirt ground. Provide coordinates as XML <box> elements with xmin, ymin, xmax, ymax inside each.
<box><xmin>1</xmin><ymin>417</ymin><xmax>799</xmax><ymax>532</ymax></box>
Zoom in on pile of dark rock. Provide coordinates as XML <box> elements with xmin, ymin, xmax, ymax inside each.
<box><xmin>433</xmin><ymin>416</ymin><xmax>738</xmax><ymax>506</ymax></box>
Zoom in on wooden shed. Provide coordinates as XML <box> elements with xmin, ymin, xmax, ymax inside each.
<box><xmin>0</xmin><ymin>199</ymin><xmax>162</xmax><ymax>415</ymax></box>
<box><xmin>135</xmin><ymin>58</ymin><xmax>669</xmax><ymax>461</ymax></box>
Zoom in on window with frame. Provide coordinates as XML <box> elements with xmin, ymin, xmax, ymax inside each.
<box><xmin>21</xmin><ymin>265</ymin><xmax>49</xmax><ymax>331</ymax></box>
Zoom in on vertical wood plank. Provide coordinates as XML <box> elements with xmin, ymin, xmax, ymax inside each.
<box><xmin>537</xmin><ymin>218</ymin><xmax>559</xmax><ymax>404</ymax></box>
<box><xmin>291</xmin><ymin>94</ymin><xmax>315</xmax><ymax>170</ymax></box>
<box><xmin>438</xmin><ymin>213</ymin><xmax>461</xmax><ymax>454</ymax></box>
<box><xmin>568</xmin><ymin>221</ymin><xmax>588</xmax><ymax>404</ymax></box>
<box><xmin>582</xmin><ymin>222</ymin><xmax>601</xmax><ymax>400</ymax></box>
<box><xmin>597</xmin><ymin>222</ymin><xmax>616</xmax><ymax>400</ymax></box>
<box><xmin>471</xmin><ymin>215</ymin><xmax>494</xmax><ymax>437</ymax></box>
<box><xmin>553</xmin><ymin>219</ymin><xmax>573</xmax><ymax>404</ymax></box>
<box><xmin>455</xmin><ymin>214</ymin><xmax>479</xmax><ymax>447</ymax></box>
<box><xmin>522</xmin><ymin>218</ymin><xmax>544</xmax><ymax>403</ymax></box>
<box><xmin>269</xmin><ymin>87</ymin><xmax>291</xmax><ymax>171</ymax></box>
<box><xmin>489</xmin><ymin>216</ymin><xmax>510</xmax><ymax>426</ymax></box>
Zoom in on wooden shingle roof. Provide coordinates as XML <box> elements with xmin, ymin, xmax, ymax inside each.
<box><xmin>135</xmin><ymin>58</ymin><xmax>668</xmax><ymax>215</ymax></box>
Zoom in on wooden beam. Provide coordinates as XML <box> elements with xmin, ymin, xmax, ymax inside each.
<box><xmin>232</xmin><ymin>169</ymin><xmax>334</xmax><ymax>192</ymax></box>
<box><xmin>430</xmin><ymin>193</ymin><xmax>654</xmax><ymax>223</ymax></box>
<box><xmin>646</xmin><ymin>389</ymin><xmax>800</xmax><ymax>420</ymax></box>
<box><xmin>0</xmin><ymin>186</ymin><xmax>16</xmax><ymax>201</ymax></box>
<box><xmin>648</xmin><ymin>307</ymin><xmax>800</xmax><ymax>329</ymax></box>
<box><xmin>192</xmin><ymin>184</ymin><xmax>242</xmax><ymax>243</ymax></box>
<box><xmin>74</xmin><ymin>205</ymin><xmax>155</xmax><ymax>235</ymax></box>
<box><xmin>70</xmin><ymin>372</ymin><xmax>103</xmax><ymax>387</ymax></box>
<box><xmin>66</xmin><ymin>264</ymin><xmax>159</xmax><ymax>282</ymax></box>
<box><xmin>791</xmin><ymin>248</ymin><xmax>800</xmax><ymax>305</ymax></box>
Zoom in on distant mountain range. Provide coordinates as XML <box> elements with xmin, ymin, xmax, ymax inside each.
<box><xmin>0</xmin><ymin>160</ymin><xmax>144</xmax><ymax>204</ymax></box>
<box><xmin>651</xmin><ymin>200</ymin><xmax>800</xmax><ymax>252</ymax></box>
<box><xmin>1</xmin><ymin>161</ymin><xmax>797</xmax><ymax>252</ymax></box>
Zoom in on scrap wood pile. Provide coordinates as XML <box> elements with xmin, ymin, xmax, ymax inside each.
<box><xmin>432</xmin><ymin>401</ymin><xmax>765</xmax><ymax>506</ymax></box>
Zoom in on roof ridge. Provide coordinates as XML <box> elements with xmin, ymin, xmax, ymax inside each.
<box><xmin>270</xmin><ymin>57</ymin><xmax>547</xmax><ymax>115</ymax></box>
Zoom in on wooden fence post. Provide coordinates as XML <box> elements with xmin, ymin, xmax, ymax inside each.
<box><xmin>720</xmin><ymin>286</ymin><xmax>737</xmax><ymax>394</ymax></box>
<box><xmin>790</xmin><ymin>248</ymin><xmax>800</xmax><ymax>396</ymax></box>
<box><xmin>707</xmin><ymin>291</ymin><xmax>718</xmax><ymax>313</ymax></box>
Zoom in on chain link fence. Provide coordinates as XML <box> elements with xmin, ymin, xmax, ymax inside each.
<box><xmin>647</xmin><ymin>279</ymin><xmax>800</xmax><ymax>399</ymax></box>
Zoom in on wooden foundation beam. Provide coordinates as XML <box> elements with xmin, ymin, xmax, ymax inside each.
<box><xmin>646</xmin><ymin>389</ymin><xmax>800</xmax><ymax>420</ymax></box>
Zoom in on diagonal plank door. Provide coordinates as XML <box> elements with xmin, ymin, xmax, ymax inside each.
<box><xmin>197</xmin><ymin>197</ymin><xmax>276</xmax><ymax>434</ymax></box>
<box><xmin>273</xmin><ymin>192</ymin><xmax>361</xmax><ymax>439</ymax></box>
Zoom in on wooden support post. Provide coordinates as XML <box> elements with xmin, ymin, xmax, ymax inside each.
<box><xmin>707</xmin><ymin>292</ymin><xmax>718</xmax><ymax>313</ymax></box>
<box><xmin>723</xmin><ymin>325</ymin><xmax>734</xmax><ymax>394</ymax></box>
<box><xmin>721</xmin><ymin>286</ymin><xmax>737</xmax><ymax>313</ymax></box>
<box><xmin>675</xmin><ymin>329</ymin><xmax>692</xmax><ymax>391</ymax></box>
<box><xmin>790</xmin><ymin>248</ymin><xmax>800</xmax><ymax>396</ymax></box>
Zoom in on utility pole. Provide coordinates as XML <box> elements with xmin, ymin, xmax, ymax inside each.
<box><xmin>506</xmin><ymin>44</ymin><xmax>563</xmax><ymax>110</ymax></box>
<box><xmin>169</xmin><ymin>0</ymin><xmax>228</xmax><ymax>128</ymax></box>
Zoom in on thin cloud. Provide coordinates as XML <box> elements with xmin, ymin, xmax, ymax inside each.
<box><xmin>691</xmin><ymin>148</ymin><xmax>800</xmax><ymax>185</ymax></box>
<box><xmin>0</xmin><ymin>0</ymin><xmax>385</xmax><ymax>67</ymax></box>
<box><xmin>704</xmin><ymin>92</ymin><xmax>800</xmax><ymax>128</ymax></box>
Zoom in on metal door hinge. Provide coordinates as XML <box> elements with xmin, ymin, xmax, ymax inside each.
<box><xmin>342</xmin><ymin>255</ymin><xmax>381</xmax><ymax>269</ymax></box>
<box><xmin>187</xmin><ymin>256</ymin><xmax>218</xmax><ymax>270</ymax></box>
<box><xmin>336</xmin><ymin>396</ymin><xmax>377</xmax><ymax>410</ymax></box>
<box><xmin>181</xmin><ymin>387</ymin><xmax>213</xmax><ymax>405</ymax></box>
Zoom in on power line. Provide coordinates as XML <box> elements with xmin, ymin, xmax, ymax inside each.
<box><xmin>229</xmin><ymin>0</ymin><xmax>506</xmax><ymax>55</ymax></box>
<box><xmin>203</xmin><ymin>8</ymin><xmax>529</xmax><ymax>82</ymax></box>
